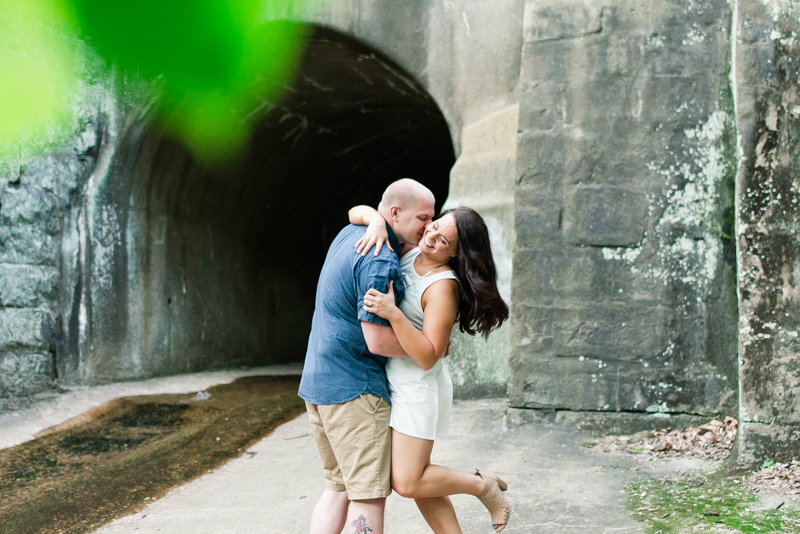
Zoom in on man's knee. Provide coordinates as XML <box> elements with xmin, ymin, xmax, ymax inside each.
<box><xmin>320</xmin><ymin>489</ymin><xmax>349</xmax><ymax>507</ymax></box>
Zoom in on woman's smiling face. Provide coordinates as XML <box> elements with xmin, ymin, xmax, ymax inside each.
<box><xmin>418</xmin><ymin>213</ymin><xmax>458</xmax><ymax>262</ymax></box>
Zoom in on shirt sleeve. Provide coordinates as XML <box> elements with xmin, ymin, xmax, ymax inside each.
<box><xmin>356</xmin><ymin>256</ymin><xmax>405</xmax><ymax>326</ymax></box>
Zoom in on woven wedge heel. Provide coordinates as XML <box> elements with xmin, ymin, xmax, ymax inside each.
<box><xmin>475</xmin><ymin>469</ymin><xmax>511</xmax><ymax>532</ymax></box>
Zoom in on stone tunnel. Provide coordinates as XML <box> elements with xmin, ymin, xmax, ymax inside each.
<box><xmin>3</xmin><ymin>0</ymin><xmax>800</xmax><ymax>465</ymax></box>
<box><xmin>61</xmin><ymin>26</ymin><xmax>455</xmax><ymax>384</ymax></box>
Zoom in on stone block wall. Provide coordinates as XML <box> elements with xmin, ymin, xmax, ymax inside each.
<box><xmin>0</xmin><ymin>117</ymin><xmax>102</xmax><ymax>400</ymax></box>
<box><xmin>444</xmin><ymin>104</ymin><xmax>519</xmax><ymax>398</ymax></box>
<box><xmin>734</xmin><ymin>0</ymin><xmax>800</xmax><ymax>464</ymax></box>
<box><xmin>0</xmin><ymin>10</ymin><xmax>110</xmax><ymax>402</ymax></box>
<box><xmin>509</xmin><ymin>0</ymin><xmax>739</xmax><ymax>417</ymax></box>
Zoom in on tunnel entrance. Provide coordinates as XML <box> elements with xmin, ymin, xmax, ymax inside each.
<box><xmin>64</xmin><ymin>25</ymin><xmax>454</xmax><ymax>383</ymax></box>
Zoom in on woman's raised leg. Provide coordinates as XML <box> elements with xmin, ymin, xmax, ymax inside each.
<box><xmin>391</xmin><ymin>429</ymin><xmax>511</xmax><ymax>532</ymax></box>
<box><xmin>390</xmin><ymin>430</ymin><xmax>469</xmax><ymax>534</ymax></box>
<box><xmin>391</xmin><ymin>429</ymin><xmax>484</xmax><ymax>499</ymax></box>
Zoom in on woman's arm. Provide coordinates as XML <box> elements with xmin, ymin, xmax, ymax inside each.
<box><xmin>364</xmin><ymin>279</ymin><xmax>459</xmax><ymax>370</ymax></box>
<box><xmin>349</xmin><ymin>205</ymin><xmax>382</xmax><ymax>226</ymax></box>
<box><xmin>349</xmin><ymin>205</ymin><xmax>394</xmax><ymax>256</ymax></box>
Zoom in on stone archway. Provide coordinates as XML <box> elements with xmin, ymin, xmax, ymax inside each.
<box><xmin>60</xmin><ymin>25</ymin><xmax>455</xmax><ymax>384</ymax></box>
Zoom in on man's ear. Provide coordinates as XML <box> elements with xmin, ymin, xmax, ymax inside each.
<box><xmin>389</xmin><ymin>205</ymin><xmax>400</xmax><ymax>221</ymax></box>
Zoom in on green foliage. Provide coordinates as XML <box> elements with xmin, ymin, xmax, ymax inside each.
<box><xmin>762</xmin><ymin>459</ymin><xmax>775</xmax><ymax>469</ymax></box>
<box><xmin>626</xmin><ymin>475</ymin><xmax>800</xmax><ymax>533</ymax></box>
<box><xmin>73</xmin><ymin>0</ymin><xmax>310</xmax><ymax>158</ymax></box>
<box><xmin>0</xmin><ymin>0</ymin><xmax>77</xmax><ymax>150</ymax></box>
<box><xmin>0</xmin><ymin>0</ymin><xmax>314</xmax><ymax>160</ymax></box>
<box><xmin>75</xmin><ymin>0</ymin><xmax>255</xmax><ymax>88</ymax></box>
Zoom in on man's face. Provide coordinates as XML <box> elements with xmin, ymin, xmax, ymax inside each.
<box><xmin>392</xmin><ymin>199</ymin><xmax>435</xmax><ymax>245</ymax></box>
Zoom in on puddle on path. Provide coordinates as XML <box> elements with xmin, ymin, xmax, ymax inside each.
<box><xmin>1</xmin><ymin>375</ymin><xmax>304</xmax><ymax>534</ymax></box>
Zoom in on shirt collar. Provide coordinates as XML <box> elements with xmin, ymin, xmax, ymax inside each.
<box><xmin>385</xmin><ymin>222</ymin><xmax>402</xmax><ymax>257</ymax></box>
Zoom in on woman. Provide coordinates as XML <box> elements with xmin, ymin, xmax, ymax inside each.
<box><xmin>349</xmin><ymin>205</ymin><xmax>511</xmax><ymax>533</ymax></box>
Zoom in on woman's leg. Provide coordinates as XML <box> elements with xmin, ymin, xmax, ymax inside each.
<box><xmin>390</xmin><ymin>430</ymin><xmax>467</xmax><ymax>534</ymax></box>
<box><xmin>392</xmin><ymin>429</ymin><xmax>511</xmax><ymax>533</ymax></box>
<box><xmin>415</xmin><ymin>496</ymin><xmax>462</xmax><ymax>534</ymax></box>
<box><xmin>391</xmin><ymin>429</ymin><xmax>484</xmax><ymax>499</ymax></box>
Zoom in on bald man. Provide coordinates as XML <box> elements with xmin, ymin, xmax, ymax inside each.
<box><xmin>299</xmin><ymin>179</ymin><xmax>435</xmax><ymax>534</ymax></box>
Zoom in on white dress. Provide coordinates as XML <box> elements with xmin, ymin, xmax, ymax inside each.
<box><xmin>386</xmin><ymin>248</ymin><xmax>459</xmax><ymax>440</ymax></box>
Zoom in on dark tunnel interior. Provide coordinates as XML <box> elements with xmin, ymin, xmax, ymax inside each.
<box><xmin>241</xmin><ymin>25</ymin><xmax>454</xmax><ymax>270</ymax></box>
<box><xmin>111</xmin><ymin>25</ymin><xmax>455</xmax><ymax>377</ymax></box>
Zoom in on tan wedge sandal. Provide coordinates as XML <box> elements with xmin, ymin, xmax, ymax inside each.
<box><xmin>475</xmin><ymin>469</ymin><xmax>511</xmax><ymax>532</ymax></box>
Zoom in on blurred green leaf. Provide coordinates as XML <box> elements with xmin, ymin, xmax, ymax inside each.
<box><xmin>1</xmin><ymin>0</ymin><xmax>312</xmax><ymax>160</ymax></box>
<box><xmin>74</xmin><ymin>0</ymin><xmax>251</xmax><ymax>89</ymax></box>
<box><xmin>156</xmin><ymin>20</ymin><xmax>309</xmax><ymax>158</ymax></box>
<box><xmin>73</xmin><ymin>0</ymin><xmax>310</xmax><ymax>160</ymax></box>
<box><xmin>0</xmin><ymin>0</ymin><xmax>77</xmax><ymax>149</ymax></box>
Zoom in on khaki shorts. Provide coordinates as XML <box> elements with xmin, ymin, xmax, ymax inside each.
<box><xmin>305</xmin><ymin>394</ymin><xmax>391</xmax><ymax>500</ymax></box>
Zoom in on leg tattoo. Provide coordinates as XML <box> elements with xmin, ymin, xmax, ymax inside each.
<box><xmin>350</xmin><ymin>514</ymin><xmax>373</xmax><ymax>534</ymax></box>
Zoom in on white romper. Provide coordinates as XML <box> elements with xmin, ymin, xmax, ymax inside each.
<box><xmin>386</xmin><ymin>248</ymin><xmax>459</xmax><ymax>440</ymax></box>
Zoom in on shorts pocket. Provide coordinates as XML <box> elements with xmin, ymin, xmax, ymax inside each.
<box><xmin>362</xmin><ymin>393</ymin><xmax>384</xmax><ymax>414</ymax></box>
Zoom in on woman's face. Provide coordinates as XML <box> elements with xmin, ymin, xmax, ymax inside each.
<box><xmin>418</xmin><ymin>213</ymin><xmax>458</xmax><ymax>262</ymax></box>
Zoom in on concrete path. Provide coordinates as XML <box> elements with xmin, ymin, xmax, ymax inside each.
<box><xmin>2</xmin><ymin>367</ymin><xmax>718</xmax><ymax>533</ymax></box>
<box><xmin>91</xmin><ymin>399</ymin><xmax>714</xmax><ymax>534</ymax></box>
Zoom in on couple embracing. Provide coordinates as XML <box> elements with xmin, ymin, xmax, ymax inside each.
<box><xmin>298</xmin><ymin>179</ymin><xmax>511</xmax><ymax>534</ymax></box>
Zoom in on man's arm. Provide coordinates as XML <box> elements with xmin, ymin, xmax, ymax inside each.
<box><xmin>361</xmin><ymin>321</ymin><xmax>408</xmax><ymax>358</ymax></box>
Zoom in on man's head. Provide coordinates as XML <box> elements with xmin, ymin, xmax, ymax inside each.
<box><xmin>377</xmin><ymin>179</ymin><xmax>436</xmax><ymax>245</ymax></box>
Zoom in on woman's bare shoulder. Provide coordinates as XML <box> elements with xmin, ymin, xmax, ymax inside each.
<box><xmin>420</xmin><ymin>276</ymin><xmax>460</xmax><ymax>308</ymax></box>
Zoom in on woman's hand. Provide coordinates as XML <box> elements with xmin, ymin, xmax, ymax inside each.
<box><xmin>355</xmin><ymin>218</ymin><xmax>393</xmax><ymax>256</ymax></box>
<box><xmin>364</xmin><ymin>281</ymin><xmax>401</xmax><ymax>321</ymax></box>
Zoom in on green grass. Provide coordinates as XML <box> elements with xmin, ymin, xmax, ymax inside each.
<box><xmin>626</xmin><ymin>474</ymin><xmax>800</xmax><ymax>533</ymax></box>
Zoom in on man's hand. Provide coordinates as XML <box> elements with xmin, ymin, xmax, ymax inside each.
<box><xmin>444</xmin><ymin>337</ymin><xmax>452</xmax><ymax>358</ymax></box>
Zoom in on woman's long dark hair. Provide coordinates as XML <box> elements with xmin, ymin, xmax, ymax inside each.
<box><xmin>442</xmin><ymin>207</ymin><xmax>509</xmax><ymax>338</ymax></box>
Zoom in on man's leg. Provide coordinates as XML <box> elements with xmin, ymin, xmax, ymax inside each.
<box><xmin>346</xmin><ymin>498</ymin><xmax>385</xmax><ymax>534</ymax></box>
<box><xmin>321</xmin><ymin>395</ymin><xmax>392</xmax><ymax>534</ymax></box>
<box><xmin>306</xmin><ymin>402</ymin><xmax>349</xmax><ymax>534</ymax></box>
<box><xmin>310</xmin><ymin>489</ymin><xmax>349</xmax><ymax>534</ymax></box>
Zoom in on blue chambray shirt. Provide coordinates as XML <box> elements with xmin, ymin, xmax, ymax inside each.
<box><xmin>298</xmin><ymin>223</ymin><xmax>405</xmax><ymax>406</ymax></box>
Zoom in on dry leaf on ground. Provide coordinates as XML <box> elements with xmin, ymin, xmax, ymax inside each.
<box><xmin>594</xmin><ymin>417</ymin><xmax>738</xmax><ymax>460</ymax></box>
<box><xmin>745</xmin><ymin>460</ymin><xmax>800</xmax><ymax>495</ymax></box>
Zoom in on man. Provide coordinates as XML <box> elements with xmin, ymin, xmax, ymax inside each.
<box><xmin>299</xmin><ymin>178</ymin><xmax>436</xmax><ymax>534</ymax></box>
